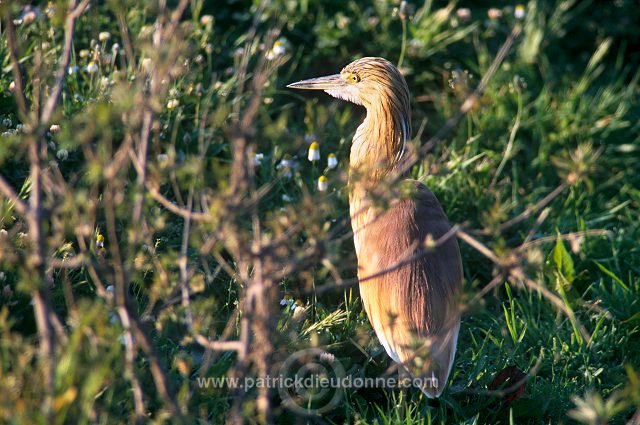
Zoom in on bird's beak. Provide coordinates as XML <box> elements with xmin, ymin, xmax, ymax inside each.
<box><xmin>287</xmin><ymin>74</ymin><xmax>345</xmax><ymax>90</ymax></box>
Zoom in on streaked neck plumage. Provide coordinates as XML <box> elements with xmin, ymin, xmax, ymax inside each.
<box><xmin>350</xmin><ymin>101</ymin><xmax>410</xmax><ymax>184</ymax></box>
<box><xmin>349</xmin><ymin>90</ymin><xmax>411</xmax><ymax>254</ymax></box>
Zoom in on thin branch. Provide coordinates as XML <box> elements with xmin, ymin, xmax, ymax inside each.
<box><xmin>40</xmin><ymin>0</ymin><xmax>91</xmax><ymax>125</ymax></box>
<box><xmin>180</xmin><ymin>188</ymin><xmax>195</xmax><ymax>329</ymax></box>
<box><xmin>194</xmin><ymin>336</ymin><xmax>243</xmax><ymax>352</ymax></box>
<box><xmin>497</xmin><ymin>182</ymin><xmax>569</xmax><ymax>232</ymax></box>
<box><xmin>4</xmin><ymin>15</ymin><xmax>30</xmax><ymax>118</ymax></box>
<box><xmin>313</xmin><ymin>225</ymin><xmax>460</xmax><ymax>296</ymax></box>
<box><xmin>456</xmin><ymin>228</ymin><xmax>502</xmax><ymax>264</ymax></box>
<box><xmin>520</xmin><ymin>229</ymin><xmax>612</xmax><ymax>250</ymax></box>
<box><xmin>0</xmin><ymin>174</ymin><xmax>27</xmax><ymax>214</ymax></box>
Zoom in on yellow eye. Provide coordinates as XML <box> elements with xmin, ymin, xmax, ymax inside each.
<box><xmin>350</xmin><ymin>73</ymin><xmax>360</xmax><ymax>83</ymax></box>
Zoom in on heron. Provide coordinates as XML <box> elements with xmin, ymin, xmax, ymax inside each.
<box><xmin>288</xmin><ymin>57</ymin><xmax>463</xmax><ymax>397</ymax></box>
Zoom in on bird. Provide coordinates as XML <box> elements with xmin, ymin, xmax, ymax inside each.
<box><xmin>288</xmin><ymin>57</ymin><xmax>463</xmax><ymax>397</ymax></box>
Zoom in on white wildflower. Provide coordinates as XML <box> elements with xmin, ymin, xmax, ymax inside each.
<box><xmin>99</xmin><ymin>32</ymin><xmax>111</xmax><ymax>42</ymax></box>
<box><xmin>166</xmin><ymin>99</ymin><xmax>179</xmax><ymax>110</ymax></box>
<box><xmin>266</xmin><ymin>40</ymin><xmax>286</xmax><ymax>60</ymax></box>
<box><xmin>49</xmin><ymin>124</ymin><xmax>60</xmax><ymax>133</ymax></box>
<box><xmin>282</xmin><ymin>194</ymin><xmax>292</xmax><ymax>202</ymax></box>
<box><xmin>253</xmin><ymin>153</ymin><xmax>264</xmax><ymax>166</ymax></box>
<box><xmin>327</xmin><ymin>153</ymin><xmax>338</xmax><ymax>169</ymax></box>
<box><xmin>9</xmin><ymin>81</ymin><xmax>16</xmax><ymax>93</ymax></box>
<box><xmin>317</xmin><ymin>175</ymin><xmax>328</xmax><ymax>192</ymax></box>
<box><xmin>68</xmin><ymin>65</ymin><xmax>79</xmax><ymax>75</ymax></box>
<box><xmin>200</xmin><ymin>15</ymin><xmax>213</xmax><ymax>25</ymax></box>
<box><xmin>96</xmin><ymin>233</ymin><xmax>105</xmax><ymax>248</ymax></box>
<box><xmin>308</xmin><ymin>141</ymin><xmax>320</xmax><ymax>162</ymax></box>
<box><xmin>86</xmin><ymin>61</ymin><xmax>99</xmax><ymax>73</ymax></box>
<box><xmin>514</xmin><ymin>4</ymin><xmax>526</xmax><ymax>19</ymax></box>
<box><xmin>272</xmin><ymin>40</ymin><xmax>286</xmax><ymax>56</ymax></box>
<box><xmin>277</xmin><ymin>155</ymin><xmax>293</xmax><ymax>170</ymax></box>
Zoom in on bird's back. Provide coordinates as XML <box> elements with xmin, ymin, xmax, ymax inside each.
<box><xmin>354</xmin><ymin>180</ymin><xmax>462</xmax><ymax>397</ymax></box>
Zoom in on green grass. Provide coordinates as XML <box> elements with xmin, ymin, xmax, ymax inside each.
<box><xmin>0</xmin><ymin>0</ymin><xmax>639</xmax><ymax>423</ymax></box>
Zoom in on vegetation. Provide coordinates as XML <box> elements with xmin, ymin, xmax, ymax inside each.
<box><xmin>0</xmin><ymin>0</ymin><xmax>639</xmax><ymax>423</ymax></box>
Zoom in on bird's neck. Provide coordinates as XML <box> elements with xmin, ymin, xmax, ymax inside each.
<box><xmin>349</xmin><ymin>104</ymin><xmax>410</xmax><ymax>185</ymax></box>
<box><xmin>348</xmin><ymin>105</ymin><xmax>410</xmax><ymax>255</ymax></box>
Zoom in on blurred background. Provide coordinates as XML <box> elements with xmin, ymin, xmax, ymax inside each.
<box><xmin>0</xmin><ymin>0</ymin><xmax>639</xmax><ymax>423</ymax></box>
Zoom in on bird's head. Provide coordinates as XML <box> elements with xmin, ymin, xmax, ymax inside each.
<box><xmin>287</xmin><ymin>57</ymin><xmax>410</xmax><ymax>113</ymax></box>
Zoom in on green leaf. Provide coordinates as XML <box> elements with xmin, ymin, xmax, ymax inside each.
<box><xmin>552</xmin><ymin>233</ymin><xmax>574</xmax><ymax>285</ymax></box>
<box><xmin>594</xmin><ymin>260</ymin><xmax>629</xmax><ymax>291</ymax></box>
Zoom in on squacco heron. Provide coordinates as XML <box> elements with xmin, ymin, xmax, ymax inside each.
<box><xmin>288</xmin><ymin>57</ymin><xmax>463</xmax><ymax>397</ymax></box>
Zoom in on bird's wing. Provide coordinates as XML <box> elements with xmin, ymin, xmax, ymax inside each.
<box><xmin>357</xmin><ymin>180</ymin><xmax>463</xmax><ymax>397</ymax></box>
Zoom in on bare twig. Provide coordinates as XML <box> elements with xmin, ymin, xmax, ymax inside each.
<box><xmin>4</xmin><ymin>15</ymin><xmax>30</xmax><ymax>118</ymax></box>
<box><xmin>0</xmin><ymin>174</ymin><xmax>27</xmax><ymax>214</ymax></box>
<box><xmin>40</xmin><ymin>0</ymin><xmax>91</xmax><ymax>125</ymax></box>
<box><xmin>497</xmin><ymin>182</ymin><xmax>569</xmax><ymax>232</ymax></box>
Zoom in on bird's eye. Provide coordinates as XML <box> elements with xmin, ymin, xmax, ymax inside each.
<box><xmin>349</xmin><ymin>73</ymin><xmax>360</xmax><ymax>83</ymax></box>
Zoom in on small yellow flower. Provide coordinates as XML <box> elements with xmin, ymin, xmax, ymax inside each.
<box><xmin>514</xmin><ymin>4</ymin><xmax>526</xmax><ymax>19</ymax></box>
<box><xmin>308</xmin><ymin>141</ymin><xmax>320</xmax><ymax>162</ymax></box>
<box><xmin>317</xmin><ymin>175</ymin><xmax>328</xmax><ymax>192</ymax></box>
<box><xmin>96</xmin><ymin>233</ymin><xmax>104</xmax><ymax>248</ymax></box>
<box><xmin>98</xmin><ymin>31</ymin><xmax>111</xmax><ymax>42</ymax></box>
